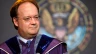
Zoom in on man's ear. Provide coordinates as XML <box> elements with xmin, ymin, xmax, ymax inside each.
<box><xmin>13</xmin><ymin>17</ymin><xmax>18</xmax><ymax>27</ymax></box>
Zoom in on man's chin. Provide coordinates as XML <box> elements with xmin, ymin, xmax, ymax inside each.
<box><xmin>28</xmin><ymin>30</ymin><xmax>39</xmax><ymax>34</ymax></box>
<box><xmin>29</xmin><ymin>32</ymin><xmax>38</xmax><ymax>35</ymax></box>
<box><xmin>27</xmin><ymin>33</ymin><xmax>37</xmax><ymax>38</ymax></box>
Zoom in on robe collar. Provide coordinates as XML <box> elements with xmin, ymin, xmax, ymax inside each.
<box><xmin>5</xmin><ymin>36</ymin><xmax>20</xmax><ymax>54</ymax></box>
<box><xmin>36</xmin><ymin>35</ymin><xmax>54</xmax><ymax>54</ymax></box>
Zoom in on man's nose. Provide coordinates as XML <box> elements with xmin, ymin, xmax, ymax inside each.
<box><xmin>30</xmin><ymin>18</ymin><xmax>36</xmax><ymax>24</ymax></box>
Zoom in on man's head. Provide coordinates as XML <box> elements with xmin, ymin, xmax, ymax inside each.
<box><xmin>10</xmin><ymin>0</ymin><xmax>40</xmax><ymax>39</ymax></box>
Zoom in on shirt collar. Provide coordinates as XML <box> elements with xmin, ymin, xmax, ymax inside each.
<box><xmin>17</xmin><ymin>35</ymin><xmax>33</xmax><ymax>44</ymax></box>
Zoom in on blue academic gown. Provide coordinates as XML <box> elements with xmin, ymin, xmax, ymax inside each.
<box><xmin>0</xmin><ymin>34</ymin><xmax>67</xmax><ymax>54</ymax></box>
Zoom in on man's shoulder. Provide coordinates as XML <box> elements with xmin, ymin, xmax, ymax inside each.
<box><xmin>0</xmin><ymin>47</ymin><xmax>10</xmax><ymax>54</ymax></box>
<box><xmin>0</xmin><ymin>36</ymin><xmax>17</xmax><ymax>48</ymax></box>
<box><xmin>0</xmin><ymin>36</ymin><xmax>17</xmax><ymax>46</ymax></box>
<box><xmin>0</xmin><ymin>42</ymin><xmax>6</xmax><ymax>48</ymax></box>
<box><xmin>41</xmin><ymin>34</ymin><xmax>62</xmax><ymax>43</ymax></box>
<box><xmin>5</xmin><ymin>36</ymin><xmax>17</xmax><ymax>43</ymax></box>
<box><xmin>41</xmin><ymin>34</ymin><xmax>67</xmax><ymax>48</ymax></box>
<box><xmin>38</xmin><ymin>34</ymin><xmax>67</xmax><ymax>54</ymax></box>
<box><xmin>0</xmin><ymin>40</ymin><xmax>12</xmax><ymax>54</ymax></box>
<box><xmin>0</xmin><ymin>35</ymin><xmax>20</xmax><ymax>54</ymax></box>
<box><xmin>41</xmin><ymin>34</ymin><xmax>54</xmax><ymax>40</ymax></box>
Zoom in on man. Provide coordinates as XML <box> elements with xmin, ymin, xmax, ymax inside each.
<box><xmin>0</xmin><ymin>0</ymin><xmax>67</xmax><ymax>54</ymax></box>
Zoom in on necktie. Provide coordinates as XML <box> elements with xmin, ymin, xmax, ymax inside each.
<box><xmin>26</xmin><ymin>40</ymin><xmax>31</xmax><ymax>52</ymax></box>
<box><xmin>19</xmin><ymin>40</ymin><xmax>31</xmax><ymax>54</ymax></box>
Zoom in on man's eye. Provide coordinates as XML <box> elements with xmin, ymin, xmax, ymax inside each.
<box><xmin>34</xmin><ymin>16</ymin><xmax>39</xmax><ymax>19</ymax></box>
<box><xmin>24</xmin><ymin>18</ymin><xmax>30</xmax><ymax>21</ymax></box>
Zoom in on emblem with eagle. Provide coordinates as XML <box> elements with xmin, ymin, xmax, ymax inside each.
<box><xmin>37</xmin><ymin>0</ymin><xmax>93</xmax><ymax>53</ymax></box>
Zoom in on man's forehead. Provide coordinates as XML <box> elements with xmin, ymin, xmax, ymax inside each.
<box><xmin>17</xmin><ymin>2</ymin><xmax>38</xmax><ymax>16</ymax></box>
<box><xmin>18</xmin><ymin>2</ymin><xmax>35</xmax><ymax>9</ymax></box>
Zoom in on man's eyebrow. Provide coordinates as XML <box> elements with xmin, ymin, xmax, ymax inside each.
<box><xmin>34</xmin><ymin>15</ymin><xmax>40</xmax><ymax>17</ymax></box>
<box><xmin>34</xmin><ymin>15</ymin><xmax>39</xmax><ymax>16</ymax></box>
<box><xmin>23</xmin><ymin>16</ymin><xmax>31</xmax><ymax>18</ymax></box>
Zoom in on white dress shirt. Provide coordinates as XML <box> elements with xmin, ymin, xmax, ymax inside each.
<box><xmin>17</xmin><ymin>35</ymin><xmax>33</xmax><ymax>44</ymax></box>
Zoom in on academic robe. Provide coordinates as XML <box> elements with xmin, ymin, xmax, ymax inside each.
<box><xmin>0</xmin><ymin>34</ymin><xmax>67</xmax><ymax>54</ymax></box>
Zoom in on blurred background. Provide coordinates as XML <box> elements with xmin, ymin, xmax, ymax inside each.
<box><xmin>0</xmin><ymin>0</ymin><xmax>96</xmax><ymax>54</ymax></box>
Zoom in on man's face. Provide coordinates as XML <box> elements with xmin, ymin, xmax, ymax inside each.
<box><xmin>13</xmin><ymin>2</ymin><xmax>40</xmax><ymax>39</ymax></box>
